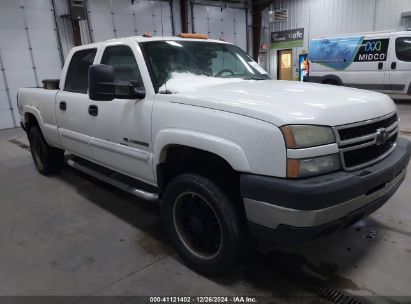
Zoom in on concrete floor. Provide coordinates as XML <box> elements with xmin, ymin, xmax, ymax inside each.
<box><xmin>0</xmin><ymin>104</ymin><xmax>411</xmax><ymax>302</ymax></box>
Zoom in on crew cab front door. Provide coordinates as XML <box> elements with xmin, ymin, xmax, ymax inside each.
<box><xmin>56</xmin><ymin>48</ymin><xmax>97</xmax><ymax>160</ymax></box>
<box><xmin>88</xmin><ymin>43</ymin><xmax>155</xmax><ymax>185</ymax></box>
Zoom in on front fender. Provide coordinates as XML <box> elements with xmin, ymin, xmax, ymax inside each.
<box><xmin>154</xmin><ymin>128</ymin><xmax>251</xmax><ymax>173</ymax></box>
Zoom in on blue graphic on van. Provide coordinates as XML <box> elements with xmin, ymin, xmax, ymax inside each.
<box><xmin>308</xmin><ymin>36</ymin><xmax>364</xmax><ymax>70</ymax></box>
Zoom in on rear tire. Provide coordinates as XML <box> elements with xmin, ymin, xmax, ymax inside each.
<box><xmin>161</xmin><ymin>173</ymin><xmax>245</xmax><ymax>275</ymax></box>
<box><xmin>28</xmin><ymin>126</ymin><xmax>64</xmax><ymax>175</ymax></box>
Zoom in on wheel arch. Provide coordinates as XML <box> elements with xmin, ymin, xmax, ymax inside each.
<box><xmin>154</xmin><ymin>129</ymin><xmax>250</xmax><ymax>173</ymax></box>
<box><xmin>22</xmin><ymin>106</ymin><xmax>55</xmax><ymax>146</ymax></box>
<box><xmin>23</xmin><ymin>106</ymin><xmax>44</xmax><ymax>132</ymax></box>
<box><xmin>321</xmin><ymin>75</ymin><xmax>343</xmax><ymax>85</ymax></box>
<box><xmin>154</xmin><ymin>129</ymin><xmax>250</xmax><ymax>193</ymax></box>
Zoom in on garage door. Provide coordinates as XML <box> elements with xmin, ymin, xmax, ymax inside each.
<box><xmin>0</xmin><ymin>0</ymin><xmax>62</xmax><ymax>130</ymax></box>
<box><xmin>88</xmin><ymin>0</ymin><xmax>174</xmax><ymax>42</ymax></box>
<box><xmin>192</xmin><ymin>1</ymin><xmax>248</xmax><ymax>51</ymax></box>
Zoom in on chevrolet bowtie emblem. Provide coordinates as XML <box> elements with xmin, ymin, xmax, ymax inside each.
<box><xmin>376</xmin><ymin>128</ymin><xmax>389</xmax><ymax>146</ymax></box>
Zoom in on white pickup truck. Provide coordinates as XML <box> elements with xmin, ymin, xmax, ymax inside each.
<box><xmin>18</xmin><ymin>35</ymin><xmax>411</xmax><ymax>275</ymax></box>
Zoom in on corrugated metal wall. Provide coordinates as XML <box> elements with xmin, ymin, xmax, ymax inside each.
<box><xmin>190</xmin><ymin>0</ymin><xmax>248</xmax><ymax>52</ymax></box>
<box><xmin>53</xmin><ymin>0</ymin><xmax>92</xmax><ymax>59</ymax></box>
<box><xmin>270</xmin><ymin>0</ymin><xmax>411</xmax><ymax>43</ymax></box>
<box><xmin>87</xmin><ymin>0</ymin><xmax>174</xmax><ymax>42</ymax></box>
<box><xmin>266</xmin><ymin>0</ymin><xmax>411</xmax><ymax>79</ymax></box>
<box><xmin>0</xmin><ymin>0</ymin><xmax>62</xmax><ymax>129</ymax></box>
<box><xmin>1</xmin><ymin>0</ymin><xmax>409</xmax><ymax>130</ymax></box>
<box><xmin>0</xmin><ymin>0</ymin><xmax>179</xmax><ymax>130</ymax></box>
<box><xmin>0</xmin><ymin>0</ymin><xmax>250</xmax><ymax>130</ymax></box>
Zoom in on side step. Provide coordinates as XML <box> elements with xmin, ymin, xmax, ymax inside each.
<box><xmin>66</xmin><ymin>156</ymin><xmax>158</xmax><ymax>202</ymax></box>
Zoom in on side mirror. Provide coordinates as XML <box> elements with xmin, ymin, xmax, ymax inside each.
<box><xmin>89</xmin><ymin>64</ymin><xmax>115</xmax><ymax>101</ymax></box>
<box><xmin>88</xmin><ymin>64</ymin><xmax>146</xmax><ymax>101</ymax></box>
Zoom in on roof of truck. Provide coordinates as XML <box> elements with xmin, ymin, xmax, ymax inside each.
<box><xmin>73</xmin><ymin>35</ymin><xmax>230</xmax><ymax>50</ymax></box>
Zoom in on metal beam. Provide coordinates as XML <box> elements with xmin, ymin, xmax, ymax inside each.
<box><xmin>180</xmin><ymin>0</ymin><xmax>189</xmax><ymax>33</ymax></box>
<box><xmin>251</xmin><ymin>0</ymin><xmax>274</xmax><ymax>60</ymax></box>
<box><xmin>252</xmin><ymin>10</ymin><xmax>262</xmax><ymax>60</ymax></box>
<box><xmin>51</xmin><ymin>0</ymin><xmax>65</xmax><ymax>67</ymax></box>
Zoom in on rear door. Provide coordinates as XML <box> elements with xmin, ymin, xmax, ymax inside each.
<box><xmin>55</xmin><ymin>48</ymin><xmax>97</xmax><ymax>159</ymax></box>
<box><xmin>388</xmin><ymin>35</ymin><xmax>411</xmax><ymax>95</ymax></box>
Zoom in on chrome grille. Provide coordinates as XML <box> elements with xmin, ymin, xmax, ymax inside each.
<box><xmin>334</xmin><ymin>113</ymin><xmax>399</xmax><ymax>171</ymax></box>
<box><xmin>338</xmin><ymin>113</ymin><xmax>398</xmax><ymax>141</ymax></box>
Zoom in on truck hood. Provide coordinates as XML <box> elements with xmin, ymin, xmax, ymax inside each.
<box><xmin>168</xmin><ymin>80</ymin><xmax>396</xmax><ymax>126</ymax></box>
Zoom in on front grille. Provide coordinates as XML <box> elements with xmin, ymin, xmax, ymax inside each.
<box><xmin>343</xmin><ymin>133</ymin><xmax>397</xmax><ymax>168</ymax></box>
<box><xmin>335</xmin><ymin>113</ymin><xmax>398</xmax><ymax>170</ymax></box>
<box><xmin>338</xmin><ymin>113</ymin><xmax>398</xmax><ymax>141</ymax></box>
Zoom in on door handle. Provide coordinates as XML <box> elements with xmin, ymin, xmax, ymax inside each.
<box><xmin>378</xmin><ymin>62</ymin><xmax>383</xmax><ymax>70</ymax></box>
<box><xmin>59</xmin><ymin>101</ymin><xmax>67</xmax><ymax>111</ymax></box>
<box><xmin>391</xmin><ymin>62</ymin><xmax>397</xmax><ymax>69</ymax></box>
<box><xmin>88</xmin><ymin>105</ymin><xmax>98</xmax><ymax>116</ymax></box>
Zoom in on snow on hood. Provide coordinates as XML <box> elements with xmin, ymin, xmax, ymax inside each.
<box><xmin>158</xmin><ymin>72</ymin><xmax>244</xmax><ymax>93</ymax></box>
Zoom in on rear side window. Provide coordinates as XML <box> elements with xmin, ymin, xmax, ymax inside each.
<box><xmin>396</xmin><ymin>37</ymin><xmax>411</xmax><ymax>62</ymax></box>
<box><xmin>101</xmin><ymin>45</ymin><xmax>143</xmax><ymax>85</ymax></box>
<box><xmin>64</xmin><ymin>48</ymin><xmax>97</xmax><ymax>93</ymax></box>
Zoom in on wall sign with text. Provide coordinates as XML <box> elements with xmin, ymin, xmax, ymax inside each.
<box><xmin>271</xmin><ymin>28</ymin><xmax>304</xmax><ymax>49</ymax></box>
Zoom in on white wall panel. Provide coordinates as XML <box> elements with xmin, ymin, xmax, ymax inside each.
<box><xmin>0</xmin><ymin>0</ymin><xmax>63</xmax><ymax>129</ymax></box>
<box><xmin>192</xmin><ymin>2</ymin><xmax>247</xmax><ymax>51</ymax></box>
<box><xmin>0</xmin><ymin>90</ymin><xmax>14</xmax><ymax>129</ymax></box>
<box><xmin>88</xmin><ymin>0</ymin><xmax>174</xmax><ymax>41</ymax></box>
<box><xmin>271</xmin><ymin>0</ymin><xmax>411</xmax><ymax>42</ymax></box>
<box><xmin>375</xmin><ymin>0</ymin><xmax>411</xmax><ymax>31</ymax></box>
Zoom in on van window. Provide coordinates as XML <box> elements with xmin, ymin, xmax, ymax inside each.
<box><xmin>64</xmin><ymin>48</ymin><xmax>97</xmax><ymax>93</ymax></box>
<box><xmin>101</xmin><ymin>45</ymin><xmax>143</xmax><ymax>86</ymax></box>
<box><xmin>396</xmin><ymin>37</ymin><xmax>411</xmax><ymax>62</ymax></box>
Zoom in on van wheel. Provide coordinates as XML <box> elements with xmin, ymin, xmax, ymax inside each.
<box><xmin>161</xmin><ymin>173</ymin><xmax>245</xmax><ymax>275</ymax></box>
<box><xmin>28</xmin><ymin>126</ymin><xmax>64</xmax><ymax>175</ymax></box>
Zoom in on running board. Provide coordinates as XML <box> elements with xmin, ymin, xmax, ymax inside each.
<box><xmin>66</xmin><ymin>156</ymin><xmax>158</xmax><ymax>202</ymax></box>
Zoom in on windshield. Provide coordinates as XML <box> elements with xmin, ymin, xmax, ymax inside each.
<box><xmin>140</xmin><ymin>40</ymin><xmax>270</xmax><ymax>93</ymax></box>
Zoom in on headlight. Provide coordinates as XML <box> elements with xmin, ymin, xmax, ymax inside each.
<box><xmin>281</xmin><ymin>125</ymin><xmax>335</xmax><ymax>148</ymax></box>
<box><xmin>287</xmin><ymin>154</ymin><xmax>340</xmax><ymax>178</ymax></box>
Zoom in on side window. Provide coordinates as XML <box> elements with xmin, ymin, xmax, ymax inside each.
<box><xmin>101</xmin><ymin>45</ymin><xmax>143</xmax><ymax>85</ymax></box>
<box><xmin>396</xmin><ymin>37</ymin><xmax>411</xmax><ymax>62</ymax></box>
<box><xmin>65</xmin><ymin>48</ymin><xmax>97</xmax><ymax>93</ymax></box>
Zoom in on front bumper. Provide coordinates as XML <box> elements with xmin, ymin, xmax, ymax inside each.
<box><xmin>241</xmin><ymin>137</ymin><xmax>411</xmax><ymax>243</ymax></box>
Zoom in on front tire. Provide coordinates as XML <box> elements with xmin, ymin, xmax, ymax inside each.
<box><xmin>28</xmin><ymin>126</ymin><xmax>64</xmax><ymax>175</ymax></box>
<box><xmin>161</xmin><ymin>173</ymin><xmax>245</xmax><ymax>275</ymax></box>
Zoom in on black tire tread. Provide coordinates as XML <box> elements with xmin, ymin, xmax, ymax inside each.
<box><xmin>28</xmin><ymin>126</ymin><xmax>64</xmax><ymax>175</ymax></box>
<box><xmin>161</xmin><ymin>173</ymin><xmax>245</xmax><ymax>275</ymax></box>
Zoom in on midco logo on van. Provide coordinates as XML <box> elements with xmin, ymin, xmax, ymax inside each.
<box><xmin>354</xmin><ymin>38</ymin><xmax>389</xmax><ymax>62</ymax></box>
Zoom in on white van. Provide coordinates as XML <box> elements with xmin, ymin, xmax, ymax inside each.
<box><xmin>308</xmin><ymin>31</ymin><xmax>411</xmax><ymax>98</ymax></box>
